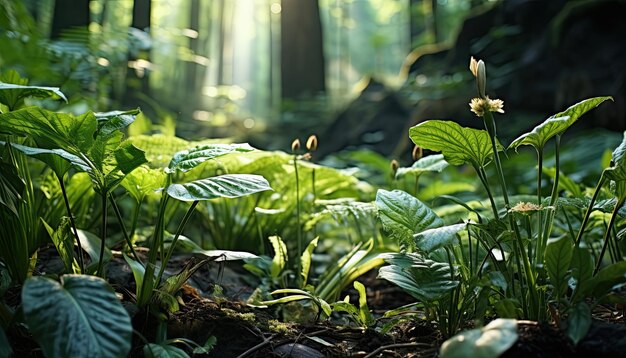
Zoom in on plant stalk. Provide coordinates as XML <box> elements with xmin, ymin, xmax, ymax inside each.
<box><xmin>58</xmin><ymin>177</ymin><xmax>85</xmax><ymax>273</ymax></box>
<box><xmin>96</xmin><ymin>192</ymin><xmax>108</xmax><ymax>277</ymax></box>
<box><xmin>575</xmin><ymin>173</ymin><xmax>606</xmax><ymax>247</ymax></box>
<box><xmin>594</xmin><ymin>196</ymin><xmax>626</xmax><ymax>275</ymax></box>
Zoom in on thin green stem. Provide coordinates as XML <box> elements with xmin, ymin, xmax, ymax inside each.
<box><xmin>549</xmin><ymin>135</ymin><xmax>562</xmax><ymax>206</ymax></box>
<box><xmin>594</xmin><ymin>196</ymin><xmax>626</xmax><ymax>275</ymax></box>
<box><xmin>108</xmin><ymin>193</ymin><xmax>142</xmax><ymax>265</ymax></box>
<box><xmin>156</xmin><ymin>200</ymin><xmax>199</xmax><ymax>285</ymax></box>
<box><xmin>58</xmin><ymin>177</ymin><xmax>85</xmax><ymax>273</ymax></box>
<box><xmin>575</xmin><ymin>173</ymin><xmax>606</xmax><ymax>247</ymax></box>
<box><xmin>474</xmin><ymin>164</ymin><xmax>499</xmax><ymax>218</ymax></box>
<box><xmin>483</xmin><ymin>111</ymin><xmax>510</xmax><ymax>207</ymax></box>
<box><xmin>96</xmin><ymin>192</ymin><xmax>108</xmax><ymax>277</ymax></box>
<box><xmin>294</xmin><ymin>155</ymin><xmax>302</xmax><ymax>284</ymax></box>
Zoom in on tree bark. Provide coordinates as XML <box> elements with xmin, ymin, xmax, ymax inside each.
<box><xmin>280</xmin><ymin>0</ymin><xmax>326</xmax><ymax>100</ymax></box>
<box><xmin>50</xmin><ymin>0</ymin><xmax>89</xmax><ymax>39</ymax></box>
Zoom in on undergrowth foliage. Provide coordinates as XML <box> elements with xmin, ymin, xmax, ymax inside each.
<box><xmin>1</xmin><ymin>56</ymin><xmax>626</xmax><ymax>357</ymax></box>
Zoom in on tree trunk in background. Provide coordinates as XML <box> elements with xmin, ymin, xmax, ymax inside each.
<box><xmin>125</xmin><ymin>0</ymin><xmax>151</xmax><ymax>108</ymax></box>
<box><xmin>50</xmin><ymin>0</ymin><xmax>89</xmax><ymax>39</ymax></box>
<box><xmin>280</xmin><ymin>0</ymin><xmax>325</xmax><ymax>100</ymax></box>
<box><xmin>186</xmin><ymin>0</ymin><xmax>200</xmax><ymax>98</ymax></box>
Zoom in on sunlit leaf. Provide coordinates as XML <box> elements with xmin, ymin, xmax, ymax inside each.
<box><xmin>0</xmin><ymin>107</ymin><xmax>97</xmax><ymax>153</ymax></box>
<box><xmin>22</xmin><ymin>275</ymin><xmax>132</xmax><ymax>358</ymax></box>
<box><xmin>301</xmin><ymin>237</ymin><xmax>319</xmax><ymax>286</ymax></box>
<box><xmin>167</xmin><ymin>143</ymin><xmax>255</xmax><ymax>173</ymax></box>
<box><xmin>415</xmin><ymin>223</ymin><xmax>466</xmax><ymax>253</ymax></box>
<box><xmin>166</xmin><ymin>174</ymin><xmax>271</xmax><ymax>201</ymax></box>
<box><xmin>375</xmin><ymin>189</ymin><xmax>442</xmax><ymax>249</ymax></box>
<box><xmin>269</xmin><ymin>236</ymin><xmax>287</xmax><ymax>278</ymax></box>
<box><xmin>439</xmin><ymin>319</ymin><xmax>518</xmax><ymax>358</ymax></box>
<box><xmin>409</xmin><ymin>120</ymin><xmax>497</xmax><ymax>167</ymax></box>
<box><xmin>6</xmin><ymin>142</ymin><xmax>90</xmax><ymax>175</ymax></box>
<box><xmin>121</xmin><ymin>165</ymin><xmax>167</xmax><ymax>202</ymax></box>
<box><xmin>95</xmin><ymin>109</ymin><xmax>139</xmax><ymax>137</ymax></box>
<box><xmin>510</xmin><ymin>97</ymin><xmax>612</xmax><ymax>150</ymax></box>
<box><xmin>395</xmin><ymin>154</ymin><xmax>448</xmax><ymax>178</ymax></box>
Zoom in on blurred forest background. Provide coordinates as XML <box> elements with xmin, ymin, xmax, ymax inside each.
<box><xmin>1</xmin><ymin>0</ymin><xmax>625</xmax><ymax>160</ymax></box>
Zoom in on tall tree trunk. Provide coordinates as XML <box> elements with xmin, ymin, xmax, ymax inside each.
<box><xmin>125</xmin><ymin>0</ymin><xmax>152</xmax><ymax>108</ymax></box>
<box><xmin>280</xmin><ymin>0</ymin><xmax>326</xmax><ymax>100</ymax></box>
<box><xmin>50</xmin><ymin>0</ymin><xmax>89</xmax><ymax>39</ymax></box>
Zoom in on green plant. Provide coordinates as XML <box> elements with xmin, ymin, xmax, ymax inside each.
<box><xmin>21</xmin><ymin>274</ymin><xmax>133</xmax><ymax>358</ymax></box>
<box><xmin>330</xmin><ymin>280</ymin><xmax>375</xmax><ymax>329</ymax></box>
<box><xmin>376</xmin><ymin>56</ymin><xmax>623</xmax><ymax>340</ymax></box>
<box><xmin>439</xmin><ymin>319</ymin><xmax>518</xmax><ymax>358</ymax></box>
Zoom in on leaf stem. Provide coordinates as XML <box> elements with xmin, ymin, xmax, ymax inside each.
<box><xmin>156</xmin><ymin>200</ymin><xmax>199</xmax><ymax>285</ymax></box>
<box><xmin>575</xmin><ymin>173</ymin><xmax>606</xmax><ymax>247</ymax></box>
<box><xmin>293</xmin><ymin>155</ymin><xmax>302</xmax><ymax>284</ymax></box>
<box><xmin>594</xmin><ymin>196</ymin><xmax>625</xmax><ymax>275</ymax></box>
<box><xmin>96</xmin><ymin>192</ymin><xmax>107</xmax><ymax>277</ymax></box>
<box><xmin>58</xmin><ymin>176</ymin><xmax>85</xmax><ymax>273</ymax></box>
<box><xmin>108</xmin><ymin>193</ymin><xmax>142</xmax><ymax>265</ymax></box>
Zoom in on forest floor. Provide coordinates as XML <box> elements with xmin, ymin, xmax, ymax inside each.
<box><xmin>7</xmin><ymin>247</ymin><xmax>626</xmax><ymax>357</ymax></box>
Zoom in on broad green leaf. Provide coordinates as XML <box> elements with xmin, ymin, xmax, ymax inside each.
<box><xmin>0</xmin><ymin>107</ymin><xmax>97</xmax><ymax>153</ymax></box>
<box><xmin>566</xmin><ymin>302</ymin><xmax>591</xmax><ymax>345</ymax></box>
<box><xmin>377</xmin><ymin>253</ymin><xmax>458</xmax><ymax>302</ymax></box>
<box><xmin>604</xmin><ymin>131</ymin><xmax>626</xmax><ymax>182</ymax></box>
<box><xmin>545</xmin><ymin>236</ymin><xmax>573</xmax><ymax>298</ymax></box>
<box><xmin>375</xmin><ymin>189</ymin><xmax>443</xmax><ymax>249</ymax></box>
<box><xmin>143</xmin><ymin>343</ymin><xmax>189</xmax><ymax>358</ymax></box>
<box><xmin>409</xmin><ymin>120</ymin><xmax>497</xmax><ymax>167</ymax></box>
<box><xmin>415</xmin><ymin>223</ymin><xmax>466</xmax><ymax>253</ymax></box>
<box><xmin>42</xmin><ymin>218</ymin><xmax>76</xmax><ymax>274</ymax></box>
<box><xmin>6</xmin><ymin>142</ymin><xmax>90</xmax><ymax>174</ymax></box>
<box><xmin>571</xmin><ymin>247</ymin><xmax>594</xmax><ymax>302</ymax></box>
<box><xmin>439</xmin><ymin>319</ymin><xmax>518</xmax><ymax>358</ymax></box>
<box><xmin>102</xmin><ymin>141</ymin><xmax>148</xmax><ymax>193</ymax></box>
<box><xmin>269</xmin><ymin>236</ymin><xmax>287</xmax><ymax>278</ymax></box>
<box><xmin>95</xmin><ymin>109</ymin><xmax>139</xmax><ymax>137</ymax></box>
<box><xmin>167</xmin><ymin>143</ymin><xmax>255</xmax><ymax>173</ymax></box>
<box><xmin>510</xmin><ymin>97</ymin><xmax>612</xmax><ymax>150</ymax></box>
<box><xmin>121</xmin><ymin>165</ymin><xmax>167</xmax><ymax>202</ymax></box>
<box><xmin>584</xmin><ymin>261</ymin><xmax>626</xmax><ymax>298</ymax></box>
<box><xmin>395</xmin><ymin>154</ymin><xmax>448</xmax><ymax>178</ymax></box>
<box><xmin>0</xmin><ymin>69</ymin><xmax>67</xmax><ymax>110</ymax></box>
<box><xmin>166</xmin><ymin>174</ymin><xmax>271</xmax><ymax>202</ymax></box>
<box><xmin>22</xmin><ymin>275</ymin><xmax>132</xmax><ymax>358</ymax></box>
<box><xmin>301</xmin><ymin>237</ymin><xmax>319</xmax><ymax>286</ymax></box>
<box><xmin>495</xmin><ymin>299</ymin><xmax>520</xmax><ymax>319</ymax></box>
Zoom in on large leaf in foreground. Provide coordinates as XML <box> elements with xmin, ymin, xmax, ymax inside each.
<box><xmin>0</xmin><ymin>70</ymin><xmax>66</xmax><ymax>110</ymax></box>
<box><xmin>375</xmin><ymin>189</ymin><xmax>442</xmax><ymax>249</ymax></box>
<box><xmin>167</xmin><ymin>143</ymin><xmax>255</xmax><ymax>173</ymax></box>
<box><xmin>509</xmin><ymin>97</ymin><xmax>612</xmax><ymax>150</ymax></box>
<box><xmin>377</xmin><ymin>253</ymin><xmax>458</xmax><ymax>302</ymax></box>
<box><xmin>409</xmin><ymin>120</ymin><xmax>496</xmax><ymax>167</ymax></box>
<box><xmin>0</xmin><ymin>107</ymin><xmax>97</xmax><ymax>153</ymax></box>
<box><xmin>167</xmin><ymin>174</ymin><xmax>271</xmax><ymax>201</ymax></box>
<box><xmin>439</xmin><ymin>319</ymin><xmax>518</xmax><ymax>358</ymax></box>
<box><xmin>22</xmin><ymin>275</ymin><xmax>132</xmax><ymax>358</ymax></box>
<box><xmin>545</xmin><ymin>235</ymin><xmax>573</xmax><ymax>298</ymax></box>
